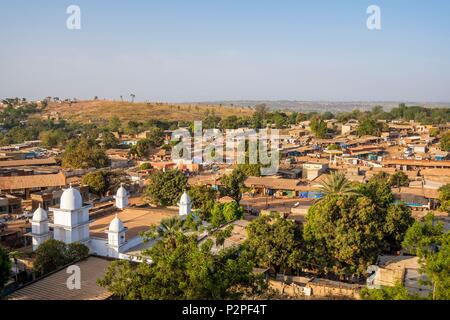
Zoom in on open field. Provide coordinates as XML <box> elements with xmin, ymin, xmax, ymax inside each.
<box><xmin>41</xmin><ymin>100</ymin><xmax>255</xmax><ymax>124</ymax></box>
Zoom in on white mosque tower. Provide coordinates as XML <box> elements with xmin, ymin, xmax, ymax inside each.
<box><xmin>30</xmin><ymin>204</ymin><xmax>50</xmax><ymax>251</ymax></box>
<box><xmin>178</xmin><ymin>190</ymin><xmax>192</xmax><ymax>216</ymax></box>
<box><xmin>114</xmin><ymin>184</ymin><xmax>128</xmax><ymax>210</ymax></box>
<box><xmin>106</xmin><ymin>214</ymin><xmax>128</xmax><ymax>257</ymax></box>
<box><xmin>49</xmin><ymin>185</ymin><xmax>92</xmax><ymax>244</ymax></box>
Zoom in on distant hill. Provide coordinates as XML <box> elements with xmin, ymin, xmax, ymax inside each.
<box><xmin>193</xmin><ymin>100</ymin><xmax>450</xmax><ymax>113</ymax></box>
<box><xmin>41</xmin><ymin>100</ymin><xmax>254</xmax><ymax>124</ymax></box>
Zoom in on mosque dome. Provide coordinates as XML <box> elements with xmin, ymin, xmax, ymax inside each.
<box><xmin>109</xmin><ymin>215</ymin><xmax>125</xmax><ymax>233</ymax></box>
<box><xmin>179</xmin><ymin>191</ymin><xmax>191</xmax><ymax>205</ymax></box>
<box><xmin>60</xmin><ymin>185</ymin><xmax>83</xmax><ymax>210</ymax></box>
<box><xmin>116</xmin><ymin>184</ymin><xmax>127</xmax><ymax>198</ymax></box>
<box><xmin>32</xmin><ymin>205</ymin><xmax>48</xmax><ymax>222</ymax></box>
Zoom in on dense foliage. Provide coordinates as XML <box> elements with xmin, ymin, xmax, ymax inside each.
<box><xmin>0</xmin><ymin>246</ymin><xmax>11</xmax><ymax>290</ymax></box>
<box><xmin>33</xmin><ymin>240</ymin><xmax>89</xmax><ymax>275</ymax></box>
<box><xmin>220</xmin><ymin>168</ymin><xmax>247</xmax><ymax>204</ymax></box>
<box><xmin>145</xmin><ymin>170</ymin><xmax>188</xmax><ymax>206</ymax></box>
<box><xmin>245</xmin><ymin>215</ymin><xmax>303</xmax><ymax>274</ymax></box>
<box><xmin>61</xmin><ymin>137</ymin><xmax>110</xmax><ymax>169</ymax></box>
<box><xmin>438</xmin><ymin>184</ymin><xmax>450</xmax><ymax>213</ymax></box>
<box><xmin>97</xmin><ymin>232</ymin><xmax>265</xmax><ymax>300</ymax></box>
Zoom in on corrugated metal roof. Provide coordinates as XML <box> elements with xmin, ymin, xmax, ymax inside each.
<box><xmin>7</xmin><ymin>257</ymin><xmax>112</xmax><ymax>300</ymax></box>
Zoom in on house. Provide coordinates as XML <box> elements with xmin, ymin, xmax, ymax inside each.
<box><xmin>0</xmin><ymin>157</ymin><xmax>57</xmax><ymax>168</ymax></box>
<box><xmin>341</xmin><ymin>120</ymin><xmax>359</xmax><ymax>136</ymax></box>
<box><xmin>0</xmin><ymin>194</ymin><xmax>22</xmax><ymax>216</ymax></box>
<box><xmin>302</xmin><ymin>163</ymin><xmax>329</xmax><ymax>181</ymax></box>
<box><xmin>412</xmin><ymin>143</ymin><xmax>428</xmax><ymax>154</ymax></box>
<box><xmin>0</xmin><ymin>172</ymin><xmax>67</xmax><ymax>199</ymax></box>
<box><xmin>367</xmin><ymin>255</ymin><xmax>432</xmax><ymax>298</ymax></box>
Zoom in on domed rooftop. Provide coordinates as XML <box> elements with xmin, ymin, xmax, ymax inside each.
<box><xmin>179</xmin><ymin>190</ymin><xmax>191</xmax><ymax>204</ymax></box>
<box><xmin>109</xmin><ymin>215</ymin><xmax>125</xmax><ymax>233</ymax></box>
<box><xmin>60</xmin><ymin>185</ymin><xmax>83</xmax><ymax>211</ymax></box>
<box><xmin>32</xmin><ymin>205</ymin><xmax>48</xmax><ymax>222</ymax></box>
<box><xmin>116</xmin><ymin>184</ymin><xmax>128</xmax><ymax>198</ymax></box>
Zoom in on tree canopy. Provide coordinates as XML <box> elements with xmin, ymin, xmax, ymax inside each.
<box><xmin>97</xmin><ymin>232</ymin><xmax>265</xmax><ymax>300</ymax></box>
<box><xmin>220</xmin><ymin>168</ymin><xmax>247</xmax><ymax>204</ymax></box>
<box><xmin>61</xmin><ymin>137</ymin><xmax>110</xmax><ymax>169</ymax></box>
<box><xmin>33</xmin><ymin>240</ymin><xmax>89</xmax><ymax>275</ymax></box>
<box><xmin>245</xmin><ymin>215</ymin><xmax>303</xmax><ymax>274</ymax></box>
<box><xmin>0</xmin><ymin>246</ymin><xmax>11</xmax><ymax>290</ymax></box>
<box><xmin>145</xmin><ymin>170</ymin><xmax>187</xmax><ymax>206</ymax></box>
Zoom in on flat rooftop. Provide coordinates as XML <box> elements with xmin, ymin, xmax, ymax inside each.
<box><xmin>90</xmin><ymin>207</ymin><xmax>179</xmax><ymax>240</ymax></box>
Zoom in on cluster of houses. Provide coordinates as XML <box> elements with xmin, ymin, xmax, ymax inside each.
<box><xmin>0</xmin><ymin>117</ymin><xmax>449</xmax><ymax>300</ymax></box>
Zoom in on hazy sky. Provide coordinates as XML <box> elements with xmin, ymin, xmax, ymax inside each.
<box><xmin>1</xmin><ymin>0</ymin><xmax>449</xmax><ymax>102</ymax></box>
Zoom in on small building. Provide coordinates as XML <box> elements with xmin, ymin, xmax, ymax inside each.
<box><xmin>302</xmin><ymin>163</ymin><xmax>329</xmax><ymax>181</ymax></box>
<box><xmin>0</xmin><ymin>194</ymin><xmax>22</xmax><ymax>216</ymax></box>
<box><xmin>367</xmin><ymin>255</ymin><xmax>432</xmax><ymax>298</ymax></box>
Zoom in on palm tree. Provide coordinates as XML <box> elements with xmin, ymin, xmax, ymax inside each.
<box><xmin>144</xmin><ymin>217</ymin><xmax>183</xmax><ymax>240</ymax></box>
<box><xmin>130</xmin><ymin>94</ymin><xmax>136</xmax><ymax>103</ymax></box>
<box><xmin>317</xmin><ymin>172</ymin><xmax>356</xmax><ymax>197</ymax></box>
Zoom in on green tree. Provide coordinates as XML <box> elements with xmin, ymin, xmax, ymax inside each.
<box><xmin>384</xmin><ymin>203</ymin><xmax>414</xmax><ymax>252</ymax></box>
<box><xmin>0</xmin><ymin>246</ymin><xmax>11</xmax><ymax>289</ymax></box>
<box><xmin>82</xmin><ymin>171</ymin><xmax>108</xmax><ymax>197</ymax></box>
<box><xmin>210</xmin><ymin>203</ymin><xmax>226</xmax><ymax>228</ymax></box>
<box><xmin>438</xmin><ymin>184</ymin><xmax>450</xmax><ymax>213</ymax></box>
<box><xmin>310</xmin><ymin>116</ymin><xmax>327</xmax><ymax>138</ymax></box>
<box><xmin>402</xmin><ymin>216</ymin><xmax>449</xmax><ymax>299</ymax></box>
<box><xmin>61</xmin><ymin>138</ymin><xmax>110</xmax><ymax>169</ymax></box>
<box><xmin>358</xmin><ymin>173</ymin><xmax>394</xmax><ymax>209</ymax></box>
<box><xmin>220</xmin><ymin>169</ymin><xmax>247</xmax><ymax>205</ymax></box>
<box><xmin>213</xmin><ymin>225</ymin><xmax>234</xmax><ymax>249</ymax></box>
<box><xmin>389</xmin><ymin>171</ymin><xmax>410</xmax><ymax>188</ymax></box>
<box><xmin>317</xmin><ymin>172</ymin><xmax>356</xmax><ymax>197</ymax></box>
<box><xmin>305</xmin><ymin>194</ymin><xmax>386</xmax><ymax>277</ymax></box>
<box><xmin>145</xmin><ymin>127</ymin><xmax>164</xmax><ymax>147</ymax></box>
<box><xmin>98</xmin><ymin>232</ymin><xmax>264</xmax><ymax>300</ymax></box>
<box><xmin>139</xmin><ymin>162</ymin><xmax>153</xmax><ymax>171</ymax></box>
<box><xmin>188</xmin><ymin>185</ymin><xmax>217</xmax><ymax>220</ymax></box>
<box><xmin>66</xmin><ymin>242</ymin><xmax>90</xmax><ymax>262</ymax></box>
<box><xmin>33</xmin><ymin>239</ymin><xmax>68</xmax><ymax>274</ymax></box>
<box><xmin>222</xmin><ymin>201</ymin><xmax>244</xmax><ymax>223</ymax></box>
<box><xmin>108</xmin><ymin>116</ymin><xmax>121</xmax><ymax>132</ymax></box>
<box><xmin>361</xmin><ymin>282</ymin><xmax>420</xmax><ymax>300</ymax></box>
<box><xmin>402</xmin><ymin>214</ymin><xmax>444</xmax><ymax>256</ymax></box>
<box><xmin>130</xmin><ymin>139</ymin><xmax>153</xmax><ymax>158</ymax></box>
<box><xmin>146</xmin><ymin>170</ymin><xmax>187</xmax><ymax>206</ymax></box>
<box><xmin>142</xmin><ymin>217</ymin><xmax>185</xmax><ymax>240</ymax></box>
<box><xmin>100</xmin><ymin>131</ymin><xmax>119</xmax><ymax>149</ymax></box>
<box><xmin>237</xmin><ymin>164</ymin><xmax>261</xmax><ymax>177</ymax></box>
<box><xmin>440</xmin><ymin>131</ymin><xmax>450</xmax><ymax>151</ymax></box>
<box><xmin>245</xmin><ymin>215</ymin><xmax>303</xmax><ymax>274</ymax></box>
<box><xmin>357</xmin><ymin>118</ymin><xmax>381</xmax><ymax>136</ymax></box>
<box><xmin>422</xmin><ymin>232</ymin><xmax>450</xmax><ymax>299</ymax></box>
<box><xmin>327</xmin><ymin>144</ymin><xmax>342</xmax><ymax>151</ymax></box>
<box><xmin>33</xmin><ymin>240</ymin><xmax>89</xmax><ymax>275</ymax></box>
<box><xmin>39</xmin><ymin>129</ymin><xmax>68</xmax><ymax>148</ymax></box>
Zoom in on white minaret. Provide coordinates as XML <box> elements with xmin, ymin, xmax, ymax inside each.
<box><xmin>50</xmin><ymin>185</ymin><xmax>92</xmax><ymax>244</ymax></box>
<box><xmin>31</xmin><ymin>205</ymin><xmax>50</xmax><ymax>251</ymax></box>
<box><xmin>107</xmin><ymin>214</ymin><xmax>127</xmax><ymax>257</ymax></box>
<box><xmin>178</xmin><ymin>191</ymin><xmax>192</xmax><ymax>216</ymax></box>
<box><xmin>114</xmin><ymin>184</ymin><xmax>128</xmax><ymax>210</ymax></box>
